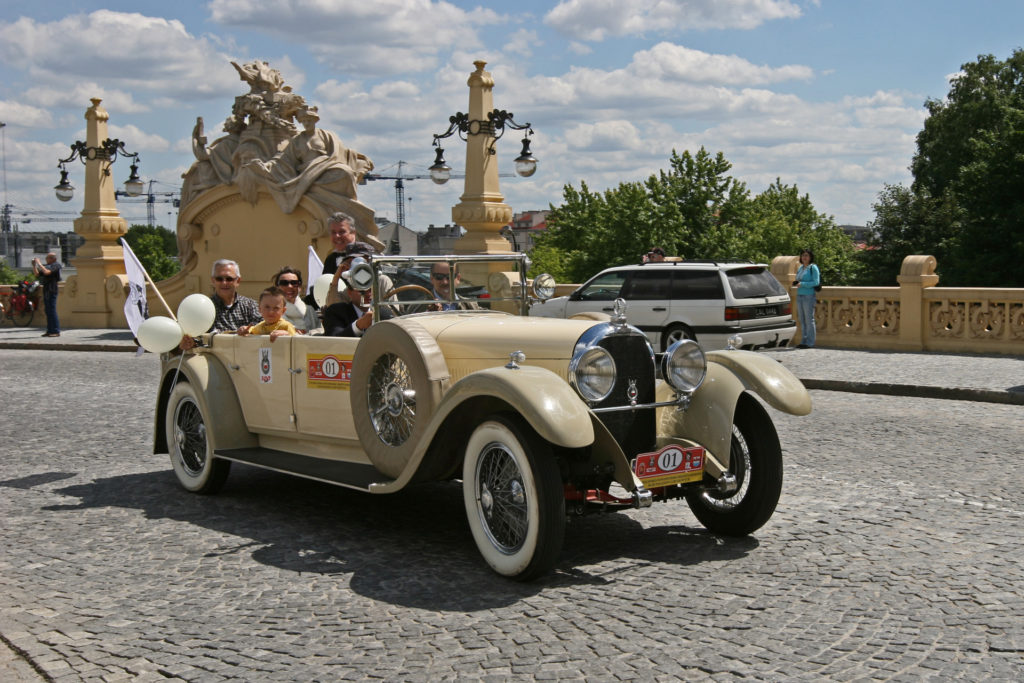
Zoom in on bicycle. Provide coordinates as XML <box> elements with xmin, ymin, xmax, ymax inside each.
<box><xmin>1</xmin><ymin>279</ymin><xmax>40</xmax><ymax>326</ymax></box>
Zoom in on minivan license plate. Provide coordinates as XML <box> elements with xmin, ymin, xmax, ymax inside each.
<box><xmin>632</xmin><ymin>445</ymin><xmax>705</xmax><ymax>488</ymax></box>
<box><xmin>755</xmin><ymin>305</ymin><xmax>775</xmax><ymax>317</ymax></box>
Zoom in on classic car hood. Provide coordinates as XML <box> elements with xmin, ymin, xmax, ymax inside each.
<box><xmin>408</xmin><ymin>312</ymin><xmax>599</xmax><ymax>360</ymax></box>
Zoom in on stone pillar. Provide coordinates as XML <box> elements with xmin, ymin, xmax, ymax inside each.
<box><xmin>896</xmin><ymin>254</ymin><xmax>939</xmax><ymax>351</ymax></box>
<box><xmin>58</xmin><ymin>98</ymin><xmax>129</xmax><ymax>327</ymax></box>
<box><xmin>451</xmin><ymin>61</ymin><xmax>514</xmax><ymax>256</ymax></box>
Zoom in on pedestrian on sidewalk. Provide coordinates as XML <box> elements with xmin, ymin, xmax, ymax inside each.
<box><xmin>32</xmin><ymin>252</ymin><xmax>62</xmax><ymax>337</ymax></box>
<box><xmin>793</xmin><ymin>248</ymin><xmax>820</xmax><ymax>349</ymax></box>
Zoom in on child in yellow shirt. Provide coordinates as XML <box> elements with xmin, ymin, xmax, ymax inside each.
<box><xmin>238</xmin><ymin>287</ymin><xmax>297</xmax><ymax>342</ymax></box>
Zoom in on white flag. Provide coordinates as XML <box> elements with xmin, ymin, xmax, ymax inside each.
<box><xmin>120</xmin><ymin>237</ymin><xmax>149</xmax><ymax>338</ymax></box>
<box><xmin>307</xmin><ymin>245</ymin><xmax>324</xmax><ymax>296</ymax></box>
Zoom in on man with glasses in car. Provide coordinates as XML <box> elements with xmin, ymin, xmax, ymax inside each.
<box><xmin>426</xmin><ymin>261</ymin><xmax>480</xmax><ymax>311</ymax></box>
<box><xmin>180</xmin><ymin>259</ymin><xmax>262</xmax><ymax>350</ymax></box>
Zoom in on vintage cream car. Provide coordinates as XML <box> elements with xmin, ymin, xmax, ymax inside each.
<box><xmin>154</xmin><ymin>255</ymin><xmax>811</xmax><ymax>580</ymax></box>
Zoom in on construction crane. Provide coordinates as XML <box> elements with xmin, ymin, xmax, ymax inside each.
<box><xmin>364</xmin><ymin>161</ymin><xmax>509</xmax><ymax>227</ymax></box>
<box><xmin>115</xmin><ymin>179</ymin><xmax>181</xmax><ymax>227</ymax></box>
<box><xmin>363</xmin><ymin>161</ymin><xmax>431</xmax><ymax>228</ymax></box>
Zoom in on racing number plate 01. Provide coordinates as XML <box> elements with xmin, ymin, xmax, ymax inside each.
<box><xmin>632</xmin><ymin>444</ymin><xmax>705</xmax><ymax>488</ymax></box>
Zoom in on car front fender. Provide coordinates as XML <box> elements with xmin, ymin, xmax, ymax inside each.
<box><xmin>656</xmin><ymin>350</ymin><xmax>809</xmax><ymax>471</ymax></box>
<box><xmin>436</xmin><ymin>365</ymin><xmax>596</xmax><ymax>448</ymax></box>
<box><xmin>153</xmin><ymin>352</ymin><xmax>257</xmax><ymax>454</ymax></box>
<box><xmin>370</xmin><ymin>365</ymin><xmax>595</xmax><ymax>494</ymax></box>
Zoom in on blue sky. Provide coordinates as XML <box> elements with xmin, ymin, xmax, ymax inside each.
<box><xmin>2</xmin><ymin>0</ymin><xmax>1023</xmax><ymax>235</ymax></box>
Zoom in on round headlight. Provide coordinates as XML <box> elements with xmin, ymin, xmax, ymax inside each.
<box><xmin>532</xmin><ymin>273</ymin><xmax>555</xmax><ymax>300</ymax></box>
<box><xmin>570</xmin><ymin>346</ymin><xmax>616</xmax><ymax>403</ymax></box>
<box><xmin>663</xmin><ymin>339</ymin><xmax>707</xmax><ymax>393</ymax></box>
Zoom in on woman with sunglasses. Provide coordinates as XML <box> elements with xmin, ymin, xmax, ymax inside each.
<box><xmin>272</xmin><ymin>266</ymin><xmax>321</xmax><ymax>334</ymax></box>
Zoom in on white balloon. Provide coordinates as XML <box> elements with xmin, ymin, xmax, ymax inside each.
<box><xmin>137</xmin><ymin>316</ymin><xmax>184</xmax><ymax>353</ymax></box>
<box><xmin>312</xmin><ymin>273</ymin><xmax>344</xmax><ymax>307</ymax></box>
<box><xmin>177</xmin><ymin>293</ymin><xmax>216</xmax><ymax>336</ymax></box>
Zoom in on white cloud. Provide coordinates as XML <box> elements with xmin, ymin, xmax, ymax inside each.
<box><xmin>209</xmin><ymin>0</ymin><xmax>503</xmax><ymax>75</ymax></box>
<box><xmin>505</xmin><ymin>29</ymin><xmax>543</xmax><ymax>58</ymax></box>
<box><xmin>632</xmin><ymin>43</ymin><xmax>813</xmax><ymax>85</ymax></box>
<box><xmin>545</xmin><ymin>0</ymin><xmax>802</xmax><ymax>41</ymax></box>
<box><xmin>0</xmin><ymin>101</ymin><xmax>54</xmax><ymax>129</ymax></box>
<box><xmin>24</xmin><ymin>85</ymin><xmax>149</xmax><ymax>115</ymax></box>
<box><xmin>0</xmin><ymin>11</ymin><xmax>240</xmax><ymax>100</ymax></box>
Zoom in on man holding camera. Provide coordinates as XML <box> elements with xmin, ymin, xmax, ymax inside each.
<box><xmin>31</xmin><ymin>252</ymin><xmax>62</xmax><ymax>337</ymax></box>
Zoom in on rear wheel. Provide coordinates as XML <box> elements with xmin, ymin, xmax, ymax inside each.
<box><xmin>12</xmin><ymin>298</ymin><xmax>33</xmax><ymax>327</ymax></box>
<box><xmin>166</xmin><ymin>382</ymin><xmax>230</xmax><ymax>494</ymax></box>
<box><xmin>685</xmin><ymin>395</ymin><xmax>782</xmax><ymax>536</ymax></box>
<box><xmin>661</xmin><ymin>323</ymin><xmax>694</xmax><ymax>351</ymax></box>
<box><xmin>463</xmin><ymin>415</ymin><xmax>565</xmax><ymax>580</ymax></box>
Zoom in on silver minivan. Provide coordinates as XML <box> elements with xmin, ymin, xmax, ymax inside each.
<box><xmin>530</xmin><ymin>261</ymin><xmax>796</xmax><ymax>352</ymax></box>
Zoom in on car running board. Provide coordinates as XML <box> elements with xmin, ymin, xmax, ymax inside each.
<box><xmin>214</xmin><ymin>447</ymin><xmax>392</xmax><ymax>493</ymax></box>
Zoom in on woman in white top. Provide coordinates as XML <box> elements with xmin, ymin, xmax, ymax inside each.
<box><xmin>272</xmin><ymin>266</ymin><xmax>321</xmax><ymax>334</ymax></box>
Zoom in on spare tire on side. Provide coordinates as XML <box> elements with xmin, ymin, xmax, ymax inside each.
<box><xmin>350</xmin><ymin>319</ymin><xmax>450</xmax><ymax>479</ymax></box>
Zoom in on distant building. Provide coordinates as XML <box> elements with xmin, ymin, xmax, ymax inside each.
<box><xmin>504</xmin><ymin>209</ymin><xmax>550</xmax><ymax>253</ymax></box>
<box><xmin>418</xmin><ymin>224</ymin><xmax>462</xmax><ymax>255</ymax></box>
<box><xmin>0</xmin><ymin>229</ymin><xmax>84</xmax><ymax>270</ymax></box>
<box><xmin>840</xmin><ymin>224</ymin><xmax>872</xmax><ymax>249</ymax></box>
<box><xmin>377</xmin><ymin>221</ymin><xmax>419</xmax><ymax>255</ymax></box>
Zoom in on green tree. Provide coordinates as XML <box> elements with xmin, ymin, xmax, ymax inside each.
<box><xmin>871</xmin><ymin>49</ymin><xmax>1024</xmax><ymax>286</ymax></box>
<box><xmin>123</xmin><ymin>224</ymin><xmax>180</xmax><ymax>281</ymax></box>
<box><xmin>535</xmin><ymin>149</ymin><xmax>855</xmax><ymax>284</ymax></box>
<box><xmin>746</xmin><ymin>180</ymin><xmax>858</xmax><ymax>285</ymax></box>
<box><xmin>859</xmin><ymin>184</ymin><xmax>963</xmax><ymax>285</ymax></box>
<box><xmin>0</xmin><ymin>259</ymin><xmax>22</xmax><ymax>285</ymax></box>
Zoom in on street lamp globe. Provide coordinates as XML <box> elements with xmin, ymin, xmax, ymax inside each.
<box><xmin>428</xmin><ymin>147</ymin><xmax>452</xmax><ymax>185</ymax></box>
<box><xmin>123</xmin><ymin>161</ymin><xmax>144</xmax><ymax>197</ymax></box>
<box><xmin>513</xmin><ymin>137</ymin><xmax>537</xmax><ymax>178</ymax></box>
<box><xmin>54</xmin><ymin>169</ymin><xmax>75</xmax><ymax>202</ymax></box>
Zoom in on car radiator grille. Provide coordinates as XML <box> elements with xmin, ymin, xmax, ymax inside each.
<box><xmin>593</xmin><ymin>334</ymin><xmax>657</xmax><ymax>458</ymax></box>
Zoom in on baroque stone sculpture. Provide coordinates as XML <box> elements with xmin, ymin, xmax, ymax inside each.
<box><xmin>179</xmin><ymin>60</ymin><xmax>375</xmax><ymax>252</ymax></box>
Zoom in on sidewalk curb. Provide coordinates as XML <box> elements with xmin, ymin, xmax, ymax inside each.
<box><xmin>800</xmin><ymin>379</ymin><xmax>1024</xmax><ymax>406</ymax></box>
<box><xmin>0</xmin><ymin>342</ymin><xmax>138</xmax><ymax>353</ymax></box>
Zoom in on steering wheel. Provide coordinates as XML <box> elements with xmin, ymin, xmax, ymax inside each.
<box><xmin>380</xmin><ymin>284</ymin><xmax>436</xmax><ymax>313</ymax></box>
<box><xmin>382</xmin><ymin>284</ymin><xmax>436</xmax><ymax>302</ymax></box>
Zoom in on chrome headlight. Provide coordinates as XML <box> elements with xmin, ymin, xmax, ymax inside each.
<box><xmin>570</xmin><ymin>346</ymin><xmax>617</xmax><ymax>403</ymax></box>
<box><xmin>532</xmin><ymin>273</ymin><xmax>555</xmax><ymax>300</ymax></box>
<box><xmin>663</xmin><ymin>339</ymin><xmax>706</xmax><ymax>393</ymax></box>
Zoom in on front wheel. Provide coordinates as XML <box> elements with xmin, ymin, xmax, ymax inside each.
<box><xmin>462</xmin><ymin>415</ymin><xmax>565</xmax><ymax>581</ymax></box>
<box><xmin>685</xmin><ymin>394</ymin><xmax>782</xmax><ymax>536</ymax></box>
<box><xmin>165</xmin><ymin>381</ymin><xmax>230</xmax><ymax>494</ymax></box>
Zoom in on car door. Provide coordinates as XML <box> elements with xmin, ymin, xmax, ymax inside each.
<box><xmin>232</xmin><ymin>335</ymin><xmax>298</xmax><ymax>433</ymax></box>
<box><xmin>563</xmin><ymin>271</ymin><xmax>627</xmax><ymax>318</ymax></box>
<box><xmin>618</xmin><ymin>269</ymin><xmax>672</xmax><ymax>347</ymax></box>
<box><xmin>667</xmin><ymin>269</ymin><xmax>726</xmax><ymax>348</ymax></box>
<box><xmin>291</xmin><ymin>335</ymin><xmax>361</xmax><ymax>440</ymax></box>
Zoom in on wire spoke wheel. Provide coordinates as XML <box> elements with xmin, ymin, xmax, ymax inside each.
<box><xmin>685</xmin><ymin>395</ymin><xmax>782</xmax><ymax>536</ymax></box>
<box><xmin>463</xmin><ymin>415</ymin><xmax>564</xmax><ymax>580</ymax></box>
<box><xmin>165</xmin><ymin>382</ymin><xmax>229</xmax><ymax>494</ymax></box>
<box><xmin>476</xmin><ymin>442</ymin><xmax>530</xmax><ymax>552</ymax></box>
<box><xmin>173</xmin><ymin>397</ymin><xmax>208</xmax><ymax>476</ymax></box>
<box><xmin>367</xmin><ymin>352</ymin><xmax>416</xmax><ymax>446</ymax></box>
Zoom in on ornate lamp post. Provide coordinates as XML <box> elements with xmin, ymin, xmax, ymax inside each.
<box><xmin>53</xmin><ymin>98</ymin><xmax>140</xmax><ymax>327</ymax></box>
<box><xmin>429</xmin><ymin>61</ymin><xmax>537</xmax><ymax>255</ymax></box>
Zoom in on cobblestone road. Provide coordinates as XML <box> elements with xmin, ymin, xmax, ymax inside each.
<box><xmin>0</xmin><ymin>350</ymin><xmax>1021</xmax><ymax>680</ymax></box>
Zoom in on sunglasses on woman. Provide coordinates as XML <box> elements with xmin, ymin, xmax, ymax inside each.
<box><xmin>277</xmin><ymin>279</ymin><xmax>301</xmax><ymax>287</ymax></box>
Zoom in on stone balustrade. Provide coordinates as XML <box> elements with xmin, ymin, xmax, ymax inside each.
<box><xmin>771</xmin><ymin>254</ymin><xmax>1024</xmax><ymax>355</ymax></box>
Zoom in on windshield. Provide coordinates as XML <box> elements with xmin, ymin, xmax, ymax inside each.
<box><xmin>726</xmin><ymin>267</ymin><xmax>786</xmax><ymax>298</ymax></box>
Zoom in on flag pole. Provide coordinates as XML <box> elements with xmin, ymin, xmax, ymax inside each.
<box><xmin>120</xmin><ymin>238</ymin><xmax>176</xmax><ymax>320</ymax></box>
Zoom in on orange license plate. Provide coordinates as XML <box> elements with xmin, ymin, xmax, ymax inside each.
<box><xmin>632</xmin><ymin>445</ymin><xmax>705</xmax><ymax>488</ymax></box>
